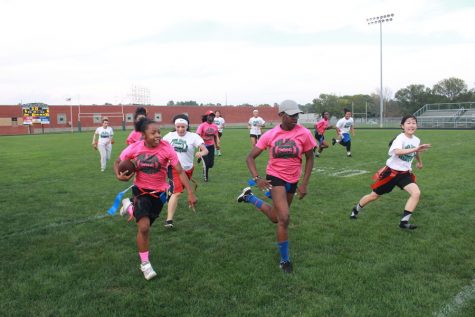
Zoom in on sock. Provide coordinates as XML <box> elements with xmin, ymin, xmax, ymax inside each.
<box><xmin>400</xmin><ymin>210</ymin><xmax>412</xmax><ymax>223</ymax></box>
<box><xmin>278</xmin><ymin>241</ymin><xmax>290</xmax><ymax>262</ymax></box>
<box><xmin>139</xmin><ymin>251</ymin><xmax>149</xmax><ymax>263</ymax></box>
<box><xmin>356</xmin><ymin>203</ymin><xmax>363</xmax><ymax>212</ymax></box>
<box><xmin>246</xmin><ymin>195</ymin><xmax>263</xmax><ymax>209</ymax></box>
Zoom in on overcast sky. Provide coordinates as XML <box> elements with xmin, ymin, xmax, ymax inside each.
<box><xmin>1</xmin><ymin>0</ymin><xmax>473</xmax><ymax>106</ymax></box>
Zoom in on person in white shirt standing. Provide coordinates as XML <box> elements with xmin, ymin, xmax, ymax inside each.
<box><xmin>248</xmin><ymin>109</ymin><xmax>265</xmax><ymax>147</ymax></box>
<box><xmin>332</xmin><ymin>109</ymin><xmax>355</xmax><ymax>157</ymax></box>
<box><xmin>92</xmin><ymin>118</ymin><xmax>114</xmax><ymax>172</ymax></box>
<box><xmin>213</xmin><ymin>110</ymin><xmax>225</xmax><ymax>156</ymax></box>
<box><xmin>349</xmin><ymin>115</ymin><xmax>431</xmax><ymax>229</ymax></box>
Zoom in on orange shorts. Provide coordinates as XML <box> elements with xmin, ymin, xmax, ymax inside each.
<box><xmin>172</xmin><ymin>167</ymin><xmax>194</xmax><ymax>193</ymax></box>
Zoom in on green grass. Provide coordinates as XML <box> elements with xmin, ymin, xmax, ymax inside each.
<box><xmin>0</xmin><ymin>128</ymin><xmax>474</xmax><ymax>317</ymax></box>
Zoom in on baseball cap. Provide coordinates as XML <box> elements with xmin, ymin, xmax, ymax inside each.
<box><xmin>278</xmin><ymin>100</ymin><xmax>303</xmax><ymax>116</ymax></box>
<box><xmin>204</xmin><ymin>110</ymin><xmax>215</xmax><ymax>116</ymax></box>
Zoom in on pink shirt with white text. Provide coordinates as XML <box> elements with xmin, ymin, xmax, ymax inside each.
<box><xmin>256</xmin><ymin>124</ymin><xmax>316</xmax><ymax>183</ymax></box>
<box><xmin>196</xmin><ymin>122</ymin><xmax>219</xmax><ymax>146</ymax></box>
<box><xmin>119</xmin><ymin>140</ymin><xmax>178</xmax><ymax>191</ymax></box>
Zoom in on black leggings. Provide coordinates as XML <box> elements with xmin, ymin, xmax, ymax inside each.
<box><xmin>203</xmin><ymin>145</ymin><xmax>215</xmax><ymax>179</ymax></box>
<box><xmin>340</xmin><ymin>140</ymin><xmax>351</xmax><ymax>152</ymax></box>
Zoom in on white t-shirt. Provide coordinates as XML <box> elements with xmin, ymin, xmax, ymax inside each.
<box><xmin>163</xmin><ymin>131</ymin><xmax>205</xmax><ymax>171</ymax></box>
<box><xmin>386</xmin><ymin>133</ymin><xmax>420</xmax><ymax>171</ymax></box>
<box><xmin>214</xmin><ymin>117</ymin><xmax>225</xmax><ymax>133</ymax></box>
<box><xmin>248</xmin><ymin>117</ymin><xmax>265</xmax><ymax>135</ymax></box>
<box><xmin>336</xmin><ymin>117</ymin><xmax>354</xmax><ymax>134</ymax></box>
<box><xmin>95</xmin><ymin>127</ymin><xmax>114</xmax><ymax>145</ymax></box>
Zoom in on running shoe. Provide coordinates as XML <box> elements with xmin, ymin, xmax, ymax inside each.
<box><xmin>119</xmin><ymin>198</ymin><xmax>132</xmax><ymax>217</ymax></box>
<box><xmin>140</xmin><ymin>261</ymin><xmax>157</xmax><ymax>280</ymax></box>
<box><xmin>237</xmin><ymin>187</ymin><xmax>252</xmax><ymax>203</ymax></box>
<box><xmin>279</xmin><ymin>261</ymin><xmax>293</xmax><ymax>273</ymax></box>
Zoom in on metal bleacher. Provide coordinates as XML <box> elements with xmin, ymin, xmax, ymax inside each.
<box><xmin>414</xmin><ymin>102</ymin><xmax>475</xmax><ymax>128</ymax></box>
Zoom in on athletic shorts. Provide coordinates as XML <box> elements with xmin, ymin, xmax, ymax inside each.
<box><xmin>171</xmin><ymin>167</ymin><xmax>194</xmax><ymax>193</ymax></box>
<box><xmin>266</xmin><ymin>174</ymin><xmax>298</xmax><ymax>194</ymax></box>
<box><xmin>250</xmin><ymin>134</ymin><xmax>261</xmax><ymax>140</ymax></box>
<box><xmin>372</xmin><ymin>169</ymin><xmax>415</xmax><ymax>195</ymax></box>
<box><xmin>132</xmin><ymin>186</ymin><xmax>166</xmax><ymax>225</ymax></box>
<box><xmin>341</xmin><ymin>133</ymin><xmax>351</xmax><ymax>143</ymax></box>
<box><xmin>315</xmin><ymin>132</ymin><xmax>324</xmax><ymax>144</ymax></box>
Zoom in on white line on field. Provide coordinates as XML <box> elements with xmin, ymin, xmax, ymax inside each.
<box><xmin>0</xmin><ymin>213</ymin><xmax>110</xmax><ymax>240</ymax></box>
<box><xmin>434</xmin><ymin>276</ymin><xmax>475</xmax><ymax>317</ymax></box>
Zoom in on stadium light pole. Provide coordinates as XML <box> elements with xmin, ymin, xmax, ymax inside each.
<box><xmin>367</xmin><ymin>13</ymin><xmax>394</xmax><ymax>128</ymax></box>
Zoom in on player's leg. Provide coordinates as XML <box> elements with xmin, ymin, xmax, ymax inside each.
<box><xmin>399</xmin><ymin>182</ymin><xmax>420</xmax><ymax>229</ymax></box>
<box><xmin>250</xmin><ymin>135</ymin><xmax>257</xmax><ymax>147</ymax></box>
<box><xmin>237</xmin><ymin>187</ymin><xmax>276</xmax><ymax>223</ymax></box>
<box><xmin>350</xmin><ymin>191</ymin><xmax>379</xmax><ymax>219</ymax></box>
<box><xmin>165</xmin><ymin>168</ymin><xmax>184</xmax><ymax>228</ymax></box>
<box><xmin>272</xmin><ymin>186</ymin><xmax>292</xmax><ymax>272</ymax></box>
<box><xmin>98</xmin><ymin>144</ymin><xmax>107</xmax><ymax>171</ymax></box>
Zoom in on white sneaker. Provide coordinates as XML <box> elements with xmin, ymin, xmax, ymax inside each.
<box><xmin>119</xmin><ymin>198</ymin><xmax>132</xmax><ymax>217</ymax></box>
<box><xmin>140</xmin><ymin>261</ymin><xmax>157</xmax><ymax>280</ymax></box>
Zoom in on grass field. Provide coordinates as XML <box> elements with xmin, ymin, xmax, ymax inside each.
<box><xmin>1</xmin><ymin>127</ymin><xmax>474</xmax><ymax>317</ymax></box>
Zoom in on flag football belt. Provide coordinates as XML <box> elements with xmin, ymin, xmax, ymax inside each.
<box><xmin>370</xmin><ymin>166</ymin><xmax>416</xmax><ymax>190</ymax></box>
<box><xmin>136</xmin><ymin>186</ymin><xmax>168</xmax><ymax>204</ymax></box>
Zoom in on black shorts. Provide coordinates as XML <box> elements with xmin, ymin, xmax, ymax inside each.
<box><xmin>314</xmin><ymin>133</ymin><xmax>324</xmax><ymax>144</ymax></box>
<box><xmin>218</xmin><ymin>132</ymin><xmax>223</xmax><ymax>138</ymax></box>
<box><xmin>132</xmin><ymin>186</ymin><xmax>166</xmax><ymax>225</ymax></box>
<box><xmin>372</xmin><ymin>169</ymin><xmax>415</xmax><ymax>195</ymax></box>
<box><xmin>266</xmin><ymin>174</ymin><xmax>298</xmax><ymax>194</ymax></box>
<box><xmin>250</xmin><ymin>134</ymin><xmax>261</xmax><ymax>140</ymax></box>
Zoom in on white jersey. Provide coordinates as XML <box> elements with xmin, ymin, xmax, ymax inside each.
<box><xmin>163</xmin><ymin>131</ymin><xmax>205</xmax><ymax>171</ymax></box>
<box><xmin>95</xmin><ymin>126</ymin><xmax>114</xmax><ymax>145</ymax></box>
<box><xmin>386</xmin><ymin>133</ymin><xmax>420</xmax><ymax>172</ymax></box>
<box><xmin>248</xmin><ymin>117</ymin><xmax>265</xmax><ymax>135</ymax></box>
<box><xmin>214</xmin><ymin>117</ymin><xmax>225</xmax><ymax>133</ymax></box>
<box><xmin>336</xmin><ymin>117</ymin><xmax>354</xmax><ymax>134</ymax></box>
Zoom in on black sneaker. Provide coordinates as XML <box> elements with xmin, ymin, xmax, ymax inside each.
<box><xmin>331</xmin><ymin>138</ymin><xmax>336</xmax><ymax>146</ymax></box>
<box><xmin>399</xmin><ymin>222</ymin><xmax>417</xmax><ymax>230</ymax></box>
<box><xmin>279</xmin><ymin>261</ymin><xmax>293</xmax><ymax>273</ymax></box>
<box><xmin>237</xmin><ymin>187</ymin><xmax>252</xmax><ymax>203</ymax></box>
<box><xmin>350</xmin><ymin>207</ymin><xmax>358</xmax><ymax>219</ymax></box>
<box><xmin>164</xmin><ymin>220</ymin><xmax>174</xmax><ymax>228</ymax></box>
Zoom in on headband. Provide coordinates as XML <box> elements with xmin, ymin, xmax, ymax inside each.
<box><xmin>174</xmin><ymin>118</ymin><xmax>189</xmax><ymax>126</ymax></box>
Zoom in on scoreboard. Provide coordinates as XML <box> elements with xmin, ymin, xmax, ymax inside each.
<box><xmin>22</xmin><ymin>103</ymin><xmax>50</xmax><ymax>125</ymax></box>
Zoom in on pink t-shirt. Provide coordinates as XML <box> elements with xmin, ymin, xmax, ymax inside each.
<box><xmin>119</xmin><ymin>140</ymin><xmax>179</xmax><ymax>191</ymax></box>
<box><xmin>315</xmin><ymin>118</ymin><xmax>330</xmax><ymax>135</ymax></box>
<box><xmin>126</xmin><ymin>130</ymin><xmax>143</xmax><ymax>145</ymax></box>
<box><xmin>196</xmin><ymin>122</ymin><xmax>219</xmax><ymax>146</ymax></box>
<box><xmin>256</xmin><ymin>124</ymin><xmax>316</xmax><ymax>183</ymax></box>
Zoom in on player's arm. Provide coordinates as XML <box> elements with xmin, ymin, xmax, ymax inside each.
<box><xmin>195</xmin><ymin>144</ymin><xmax>209</xmax><ymax>159</ymax></box>
<box><xmin>114</xmin><ymin>157</ymin><xmax>134</xmax><ymax>181</ymax></box>
<box><xmin>174</xmin><ymin>161</ymin><xmax>197</xmax><ymax>208</ymax></box>
<box><xmin>415</xmin><ymin>152</ymin><xmax>423</xmax><ymax>169</ymax></box>
<box><xmin>296</xmin><ymin>150</ymin><xmax>314</xmax><ymax>199</ymax></box>
<box><xmin>214</xmin><ymin>132</ymin><xmax>220</xmax><ymax>149</ymax></box>
<box><xmin>246</xmin><ymin>146</ymin><xmax>271</xmax><ymax>191</ymax></box>
<box><xmin>351</xmin><ymin>124</ymin><xmax>355</xmax><ymax>136</ymax></box>
<box><xmin>92</xmin><ymin>131</ymin><xmax>98</xmax><ymax>149</ymax></box>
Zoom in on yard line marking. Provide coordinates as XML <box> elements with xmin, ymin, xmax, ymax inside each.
<box><xmin>312</xmin><ymin>167</ymin><xmax>369</xmax><ymax>178</ymax></box>
<box><xmin>0</xmin><ymin>213</ymin><xmax>110</xmax><ymax>240</ymax></box>
<box><xmin>434</xmin><ymin>276</ymin><xmax>475</xmax><ymax>317</ymax></box>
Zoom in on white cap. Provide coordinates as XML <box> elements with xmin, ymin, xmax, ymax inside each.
<box><xmin>278</xmin><ymin>100</ymin><xmax>303</xmax><ymax>115</ymax></box>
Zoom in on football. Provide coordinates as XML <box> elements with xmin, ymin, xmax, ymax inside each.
<box><xmin>118</xmin><ymin>159</ymin><xmax>136</xmax><ymax>176</ymax></box>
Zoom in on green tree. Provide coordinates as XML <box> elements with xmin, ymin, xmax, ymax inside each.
<box><xmin>394</xmin><ymin>84</ymin><xmax>432</xmax><ymax>114</ymax></box>
<box><xmin>432</xmin><ymin>77</ymin><xmax>467</xmax><ymax>101</ymax></box>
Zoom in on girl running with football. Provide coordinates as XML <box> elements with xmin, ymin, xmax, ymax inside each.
<box><xmin>162</xmin><ymin>115</ymin><xmax>208</xmax><ymax>228</ymax></box>
<box><xmin>350</xmin><ymin>115</ymin><xmax>431</xmax><ymax>229</ymax></box>
<box><xmin>237</xmin><ymin>100</ymin><xmax>316</xmax><ymax>273</ymax></box>
<box><xmin>314</xmin><ymin>111</ymin><xmax>332</xmax><ymax>157</ymax></box>
<box><xmin>114</xmin><ymin>118</ymin><xmax>197</xmax><ymax>280</ymax></box>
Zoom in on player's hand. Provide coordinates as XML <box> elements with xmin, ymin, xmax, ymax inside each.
<box><xmin>116</xmin><ymin>171</ymin><xmax>134</xmax><ymax>181</ymax></box>
<box><xmin>111</xmin><ymin>139</ymin><xmax>115</xmax><ymax>144</ymax></box>
<box><xmin>417</xmin><ymin>144</ymin><xmax>431</xmax><ymax>152</ymax></box>
<box><xmin>216</xmin><ymin>144</ymin><xmax>220</xmax><ymax>150</ymax></box>
<box><xmin>296</xmin><ymin>184</ymin><xmax>308</xmax><ymax>200</ymax></box>
<box><xmin>416</xmin><ymin>162</ymin><xmax>423</xmax><ymax>169</ymax></box>
<box><xmin>187</xmin><ymin>193</ymin><xmax>197</xmax><ymax>212</ymax></box>
<box><xmin>92</xmin><ymin>143</ymin><xmax>97</xmax><ymax>150</ymax></box>
<box><xmin>256</xmin><ymin>178</ymin><xmax>272</xmax><ymax>191</ymax></box>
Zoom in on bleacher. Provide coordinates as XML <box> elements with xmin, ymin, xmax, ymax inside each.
<box><xmin>414</xmin><ymin>102</ymin><xmax>475</xmax><ymax>128</ymax></box>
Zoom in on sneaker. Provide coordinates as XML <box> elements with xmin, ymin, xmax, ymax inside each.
<box><xmin>331</xmin><ymin>138</ymin><xmax>336</xmax><ymax>146</ymax></box>
<box><xmin>399</xmin><ymin>222</ymin><xmax>417</xmax><ymax>230</ymax></box>
<box><xmin>314</xmin><ymin>152</ymin><xmax>320</xmax><ymax>158</ymax></box>
<box><xmin>279</xmin><ymin>261</ymin><xmax>293</xmax><ymax>273</ymax></box>
<box><xmin>237</xmin><ymin>187</ymin><xmax>252</xmax><ymax>203</ymax></box>
<box><xmin>140</xmin><ymin>261</ymin><xmax>157</xmax><ymax>280</ymax></box>
<box><xmin>164</xmin><ymin>220</ymin><xmax>174</xmax><ymax>228</ymax></box>
<box><xmin>347</xmin><ymin>152</ymin><xmax>352</xmax><ymax>157</ymax></box>
<box><xmin>218</xmin><ymin>152</ymin><xmax>222</xmax><ymax>156</ymax></box>
<box><xmin>119</xmin><ymin>198</ymin><xmax>132</xmax><ymax>217</ymax></box>
<box><xmin>350</xmin><ymin>207</ymin><xmax>358</xmax><ymax>219</ymax></box>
